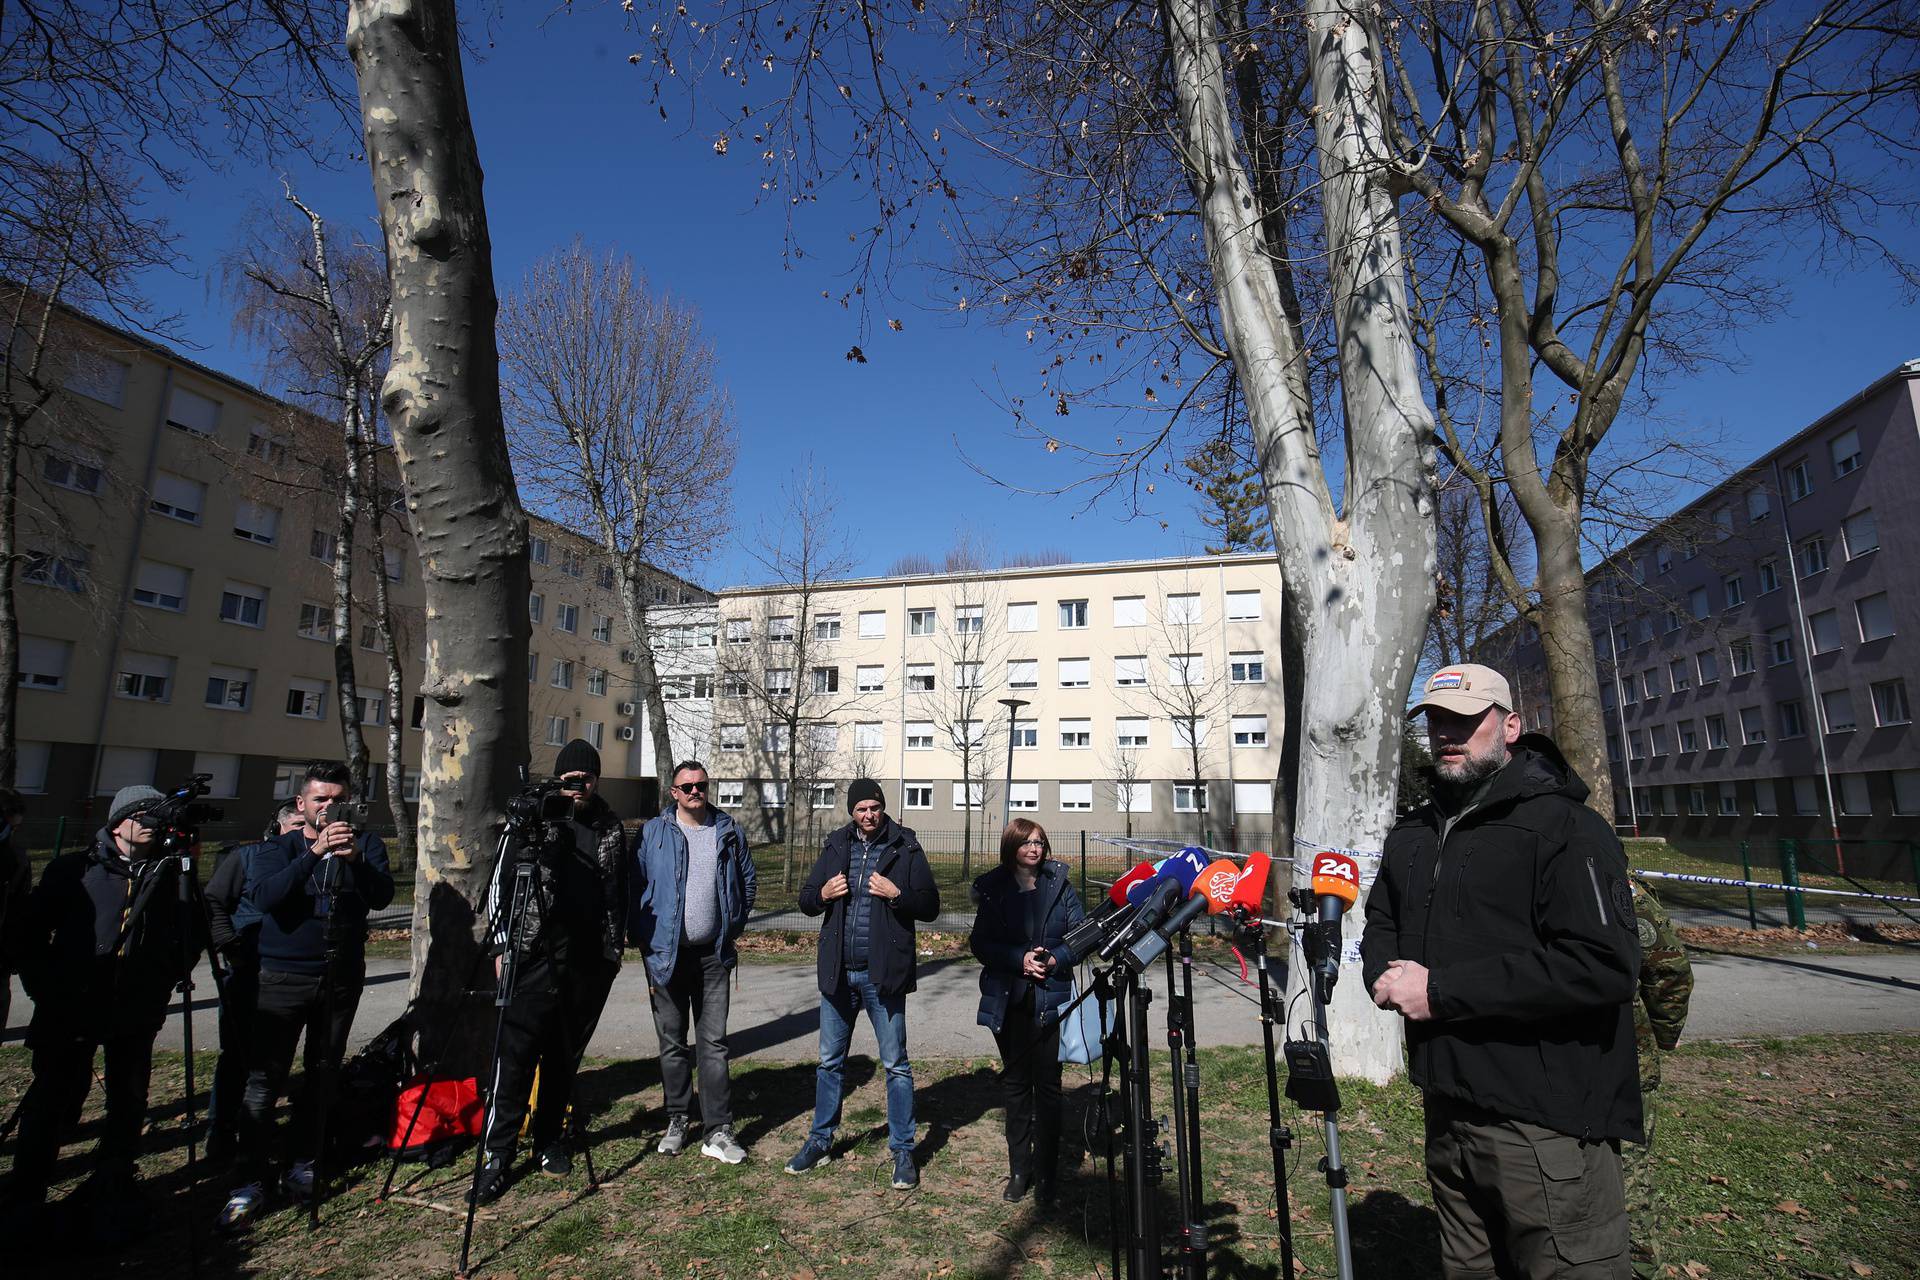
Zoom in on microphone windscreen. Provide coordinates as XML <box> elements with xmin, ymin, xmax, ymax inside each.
<box><xmin>1309</xmin><ymin>851</ymin><xmax>1361</xmax><ymax>908</ymax></box>
<box><xmin>1229</xmin><ymin>851</ymin><xmax>1271</xmax><ymax>914</ymax></box>
<box><xmin>1194</xmin><ymin>859</ymin><xmax>1243</xmax><ymax>912</ymax></box>
<box><xmin>1108</xmin><ymin>861</ymin><xmax>1157</xmax><ymax>908</ymax></box>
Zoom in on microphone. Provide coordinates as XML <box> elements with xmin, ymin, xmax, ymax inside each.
<box><xmin>1105</xmin><ymin>861</ymin><xmax>1159</xmax><ymax>916</ymax></box>
<box><xmin>1099</xmin><ymin>851</ymin><xmax>1207</xmax><ymax>961</ymax></box>
<box><xmin>1060</xmin><ymin>861</ymin><xmax>1158</xmax><ymax>963</ymax></box>
<box><xmin>1308</xmin><ymin>851</ymin><xmax>1361</xmax><ymax>998</ymax></box>
<box><xmin>1227</xmin><ymin>850</ymin><xmax>1272</xmax><ymax>922</ymax></box>
<box><xmin>1123</xmin><ymin>858</ymin><xmax>1240</xmax><ymax>970</ymax></box>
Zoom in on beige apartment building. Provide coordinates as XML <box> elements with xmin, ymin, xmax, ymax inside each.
<box><xmin>15</xmin><ymin>305</ymin><xmax>707</xmax><ymax>834</ymax></box>
<box><xmin>712</xmin><ymin>555</ymin><xmax>1287</xmax><ymax>846</ymax></box>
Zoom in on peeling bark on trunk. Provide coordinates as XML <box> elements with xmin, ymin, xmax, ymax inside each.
<box><xmin>330</xmin><ymin>441</ymin><xmax>369</xmax><ymax>797</ymax></box>
<box><xmin>347</xmin><ymin>0</ymin><xmax>530</xmax><ymax>1067</ymax></box>
<box><xmin>1165</xmin><ymin>0</ymin><xmax>1437</xmax><ymax>1081</ymax></box>
<box><xmin>368</xmin><ymin>499</ymin><xmax>416</xmax><ymax>871</ymax></box>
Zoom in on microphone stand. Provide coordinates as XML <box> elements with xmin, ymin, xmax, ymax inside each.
<box><xmin>1160</xmin><ymin>940</ymin><xmax>1205</xmax><ymax>1280</ymax></box>
<box><xmin>1285</xmin><ymin>889</ymin><xmax>1355</xmax><ymax>1280</ymax></box>
<box><xmin>308</xmin><ymin>848</ymin><xmax>353</xmax><ymax>1230</ymax></box>
<box><xmin>1118</xmin><ymin>963</ymin><xmax>1163</xmax><ymax>1280</ymax></box>
<box><xmin>1237</xmin><ymin>911</ymin><xmax>1295</xmax><ymax>1280</ymax></box>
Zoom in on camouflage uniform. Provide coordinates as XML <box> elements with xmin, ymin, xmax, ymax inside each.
<box><xmin>1624</xmin><ymin>874</ymin><xmax>1694</xmax><ymax>1280</ymax></box>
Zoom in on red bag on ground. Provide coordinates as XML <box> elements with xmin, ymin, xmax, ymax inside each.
<box><xmin>388</xmin><ymin>1076</ymin><xmax>483</xmax><ymax>1157</ymax></box>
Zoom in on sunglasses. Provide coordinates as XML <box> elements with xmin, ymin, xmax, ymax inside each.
<box><xmin>675</xmin><ymin>781</ymin><xmax>709</xmax><ymax>794</ymax></box>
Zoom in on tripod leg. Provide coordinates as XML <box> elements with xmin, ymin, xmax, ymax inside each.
<box><xmin>1176</xmin><ymin>931</ymin><xmax>1205</xmax><ymax>1280</ymax></box>
<box><xmin>1251</xmin><ymin>929</ymin><xmax>1295</xmax><ymax>1280</ymax></box>
<box><xmin>379</xmin><ymin>934</ymin><xmax>496</xmax><ymax>1201</ymax></box>
<box><xmin>1160</xmin><ymin>949</ymin><xmax>1198</xmax><ymax>1280</ymax></box>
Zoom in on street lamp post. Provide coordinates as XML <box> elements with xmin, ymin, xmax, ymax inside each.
<box><xmin>998</xmin><ymin>697</ymin><xmax>1030</xmax><ymax>831</ymax></box>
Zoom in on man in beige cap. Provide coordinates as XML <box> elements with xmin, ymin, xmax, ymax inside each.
<box><xmin>1362</xmin><ymin>664</ymin><xmax>1643</xmax><ymax>1279</ymax></box>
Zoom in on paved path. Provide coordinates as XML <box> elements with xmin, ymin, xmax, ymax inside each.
<box><xmin>10</xmin><ymin>945</ymin><xmax>1919</xmax><ymax>1061</ymax></box>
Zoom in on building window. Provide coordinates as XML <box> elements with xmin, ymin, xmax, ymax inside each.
<box><xmin>594</xmin><ymin>563</ymin><xmax>615</xmax><ymax>590</ymax></box>
<box><xmin>148</xmin><ymin>471</ymin><xmax>203</xmax><ymax>522</ymax></box>
<box><xmin>1729</xmin><ymin>639</ymin><xmax>1755</xmax><ymax>676</ymax></box>
<box><xmin>1233</xmin><ymin>781</ymin><xmax>1271</xmax><ymax>814</ymax></box>
<box><xmin>1011</xmin><ymin>720</ymin><xmax>1037</xmax><ymax>749</ymax></box>
<box><xmin>166</xmin><ymin>386</ymin><xmax>220</xmax><ymax>435</ymax></box>
<box><xmin>1656</xmin><ymin>545</ymin><xmax>1674</xmax><ymax>574</ymax></box>
<box><xmin>854</xmin><ymin>722</ymin><xmax>885</xmax><ymax>752</ymax></box>
<box><xmin>1688</xmin><ymin>586</ymin><xmax>1710</xmax><ymax>620</ymax></box>
<box><xmin>908</xmin><ymin>608</ymin><xmax>936</xmax><ymax>636</ymax></box>
<box><xmin>550</xmin><ymin>660</ymin><xmax>574</xmax><ymax>690</ymax></box>
<box><xmin>858</xmin><ymin>610</ymin><xmax>886</xmax><ymax>639</ymax></box>
<box><xmin>286</xmin><ymin>678</ymin><xmax>328</xmax><ymax>720</ymax></box>
<box><xmin>537</xmin><ymin>716</ymin><xmax>565</xmax><ymax>746</ymax></box>
<box><xmin>1719</xmin><ymin>783</ymin><xmax>1739</xmax><ymax>817</ymax></box>
<box><xmin>1740</xmin><ymin>706</ymin><xmax>1767</xmax><ymax>745</ymax></box>
<box><xmin>1006</xmin><ymin>602</ymin><xmax>1037</xmax><ymax>632</ymax></box>
<box><xmin>1778</xmin><ymin>699</ymin><xmax>1806</xmax><ymax>740</ymax></box>
<box><xmin>1166</xmin><ymin>592</ymin><xmax>1202</xmax><ymax>625</ymax></box>
<box><xmin>906</xmin><ymin>664</ymin><xmax>935</xmax><ymax>693</ymax></box>
<box><xmin>1628</xmin><ymin>730</ymin><xmax>1645</xmax><ymax>760</ymax></box>
<box><xmin>590</xmin><ymin>614</ymin><xmax>613</xmax><ymax>643</ymax></box>
<box><xmin>714</xmin><ymin>723</ymin><xmax>745</xmax><ymax>751</ymax></box>
<box><xmin>115</xmin><ymin>652</ymin><xmax>173</xmax><ymax>702</ymax></box>
<box><xmin>1820</xmin><ymin>687</ymin><xmax>1856</xmax><ymax>734</ymax></box>
<box><xmin>411</xmin><ymin>696</ymin><xmax>425</xmax><ymax>729</ymax></box>
<box><xmin>528</xmin><ymin>592</ymin><xmax>544</xmax><ymax>624</ymax></box>
<box><xmin>1766</xmin><ymin>626</ymin><xmax>1793</xmax><ymax>666</ymax></box>
<box><xmin>1723</xmin><ymin>574</ymin><xmax>1744</xmax><ymax>609</ymax></box>
<box><xmin>1758</xmin><ymin>558</ymin><xmax>1780</xmax><ymax>594</ymax></box>
<box><xmin>905</xmin><ymin>721</ymin><xmax>934</xmax><ymax>750</ymax></box>
<box><xmin>96</xmin><ymin>746</ymin><xmax>158</xmax><ymax>794</ymax></box>
<box><xmin>1808</xmin><ymin>609</ymin><xmax>1843</xmax><ymax>654</ymax></box>
<box><xmin>1640</xmin><ymin>669</ymin><xmax>1661</xmax><ymax>701</ymax></box>
<box><xmin>1792</xmin><ymin>776</ymin><xmax>1821</xmax><ymax>817</ymax></box>
<box><xmin>1856</xmin><ymin>592</ymin><xmax>1895</xmax><ymax>643</ymax></box>
<box><xmin>1059</xmin><ymin>782</ymin><xmax>1093</xmax><ymax>812</ymax></box>
<box><xmin>1872</xmin><ymin>679</ymin><xmax>1911</xmax><ymax>726</ymax></box>
<box><xmin>1892</xmin><ymin>771</ymin><xmax>1920</xmax><ymax>816</ymax></box>
<box><xmin>529</xmin><ymin>652</ymin><xmax>539</xmax><ymax>683</ymax></box>
<box><xmin>132</xmin><ymin>560</ymin><xmax>190</xmax><ymax>612</ymax></box>
<box><xmin>1662</xmin><ymin>610</ymin><xmax>1681</xmax><ymax>635</ymax></box>
<box><xmin>580</xmin><ymin>667</ymin><xmax>604</xmax><ymax>696</ymax></box>
<box><xmin>815</xmin><ymin>612</ymin><xmax>842</xmax><ymax>640</ymax></box>
<box><xmin>769</xmin><ymin>615</ymin><xmax>795</xmax><ymax>644</ymax></box>
<box><xmin>1837</xmin><ymin>773</ymin><xmax>1870</xmax><ymax>817</ymax></box>
<box><xmin>813</xmin><ymin>665</ymin><xmax>840</xmax><ymax>694</ymax></box>
<box><xmin>66</xmin><ymin>350</ymin><xmax>130</xmax><ymax>406</ymax></box>
<box><xmin>766</xmin><ymin>668</ymin><xmax>793</xmax><ymax>695</ymax></box>
<box><xmin>1058</xmin><ymin>657</ymin><xmax>1090</xmax><ymax>689</ymax></box>
<box><xmin>529</xmin><ymin>536</ymin><xmax>549</xmax><ymax>565</ymax></box>
<box><xmin>359</xmin><ymin>623</ymin><xmax>386</xmax><ymax>652</ymax></box>
<box><xmin>1060</xmin><ymin>718</ymin><xmax>1092</xmax><ymax>749</ymax></box>
<box><xmin>1116</xmin><ymin>718</ymin><xmax>1149</xmax><ymax>749</ymax></box>
<box><xmin>583</xmin><ymin>720</ymin><xmax>604</xmax><ymax>750</ymax></box>
<box><xmin>1696</xmin><ymin>649</ymin><xmax>1720</xmax><ymax>684</ymax></box>
<box><xmin>953</xmin><ymin>661</ymin><xmax>982</xmax><ymax>690</ymax></box>
<box><xmin>1753</xmin><ymin>778</ymin><xmax>1777</xmax><ymax>816</ymax></box>
<box><xmin>953</xmin><ymin>782</ymin><xmax>985</xmax><ymax>811</ymax></box>
<box><xmin>1225</xmin><ymin>590</ymin><xmax>1261</xmax><ymax>622</ymax></box>
<box><xmin>295</xmin><ymin>602</ymin><xmax>330</xmax><ymax>640</ymax></box>
<box><xmin>1117</xmin><ymin>781</ymin><xmax>1153</xmax><ymax>814</ymax></box>
<box><xmin>1635</xmin><ymin>615</ymin><xmax>1653</xmax><ymax>644</ymax></box>
<box><xmin>1229</xmin><ymin>652</ymin><xmax>1265</xmax><ymax>684</ymax></box>
<box><xmin>725</xmin><ymin>619</ymin><xmax>751</xmax><ymax>645</ymax></box>
<box><xmin>812</xmin><ymin>784</ymin><xmax>837</xmax><ymax>810</ymax></box>
<box><xmin>954</xmin><ymin>605</ymin><xmax>983</xmax><ymax>635</ymax></box>
<box><xmin>1112</xmin><ymin>596</ymin><xmax>1146</xmax><ymax>628</ymax></box>
<box><xmin>1169</xmin><ymin>654</ymin><xmax>1205</xmax><ymax>686</ymax></box>
<box><xmin>719</xmin><ymin>672</ymin><xmax>747</xmax><ymax>698</ymax></box>
<box><xmin>1842</xmin><ymin>509</ymin><xmax>1879</xmax><ymax>559</ymax></box>
<box><xmin>1784</xmin><ymin>456</ymin><xmax>1813</xmax><ymax>501</ymax></box>
<box><xmin>1688</xmin><ymin>785</ymin><xmax>1708</xmax><ymax>816</ymax></box>
<box><xmin>23</xmin><ymin>546</ymin><xmax>87</xmax><ymax>593</ymax></box>
<box><xmin>710</xmin><ymin>779</ymin><xmax>742</xmax><ymax>807</ymax></box>
<box><xmin>559</xmin><ymin>549</ymin><xmax>582</xmax><ymax>579</ymax></box>
<box><xmin>1798</xmin><ymin>536</ymin><xmax>1828</xmax><ymax>579</ymax></box>
<box><xmin>1058</xmin><ymin>599</ymin><xmax>1089</xmax><ymax>629</ymax></box>
<box><xmin>246</xmin><ymin>427</ymin><xmax>290</xmax><ymax>466</ymax></box>
<box><xmin>1005</xmin><ymin>659</ymin><xmax>1035</xmax><ymax>690</ymax></box>
<box><xmin>1607</xmin><ymin>732</ymin><xmax>1622</xmax><ymax>762</ymax></box>
<box><xmin>1231</xmin><ymin>714</ymin><xmax>1269</xmax><ymax>747</ymax></box>
<box><xmin>1830</xmin><ymin>428</ymin><xmax>1862</xmax><ymax>477</ymax></box>
<box><xmin>18</xmin><ymin>635</ymin><xmax>71</xmax><ymax>691</ymax></box>
<box><xmin>1677</xmin><ymin>720</ymin><xmax>1698</xmax><ymax>753</ymax></box>
<box><xmin>903</xmin><ymin>783</ymin><xmax>933</xmax><ymax>810</ymax></box>
<box><xmin>358</xmin><ymin>694</ymin><xmax>388</xmax><ymax>726</ymax></box>
<box><xmin>204</xmin><ymin>665</ymin><xmax>253</xmax><ymax>711</ymax></box>
<box><xmin>555</xmin><ymin>603</ymin><xmax>579</xmax><ymax>634</ymax></box>
<box><xmin>1747</xmin><ymin>487</ymin><xmax>1772</xmax><ymax>522</ymax></box>
<box><xmin>1174</xmin><ymin>717</ymin><xmax>1208</xmax><ymax>749</ymax></box>
<box><xmin>1173</xmin><ymin>783</ymin><xmax>1206</xmax><ymax>813</ymax></box>
<box><xmin>1649</xmin><ymin>725</ymin><xmax>1669</xmax><ymax>757</ymax></box>
<box><xmin>1668</xmin><ymin>658</ymin><xmax>1691</xmax><ymax>691</ymax></box>
<box><xmin>310</xmin><ymin>530</ymin><xmax>338</xmax><ymax>565</ymax></box>
<box><xmin>233</xmin><ymin>501</ymin><xmax>280</xmax><ymax>546</ymax></box>
<box><xmin>1114</xmin><ymin>655</ymin><xmax>1148</xmax><ymax>687</ymax></box>
<box><xmin>1008</xmin><ymin>782</ymin><xmax>1039</xmax><ymax>812</ymax></box>
<box><xmin>219</xmin><ymin>581</ymin><xmax>267</xmax><ymax>628</ymax></box>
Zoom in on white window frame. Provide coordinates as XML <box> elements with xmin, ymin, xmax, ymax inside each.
<box><xmin>1058</xmin><ymin>599</ymin><xmax>1089</xmax><ymax>629</ymax></box>
<box><xmin>1059</xmin><ymin>718</ymin><xmax>1092</xmax><ymax>749</ymax></box>
<box><xmin>1058</xmin><ymin>657</ymin><xmax>1090</xmax><ymax>689</ymax></box>
<box><xmin>903</xmin><ymin>783</ymin><xmax>934</xmax><ymax>810</ymax></box>
<box><xmin>1225</xmin><ymin>590</ymin><xmax>1261</xmax><ymax>622</ymax></box>
<box><xmin>1058</xmin><ymin>781</ymin><xmax>1093</xmax><ymax>812</ymax></box>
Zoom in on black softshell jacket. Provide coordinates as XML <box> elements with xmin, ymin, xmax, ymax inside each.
<box><xmin>1362</xmin><ymin>735</ymin><xmax>1644</xmax><ymax>1143</ymax></box>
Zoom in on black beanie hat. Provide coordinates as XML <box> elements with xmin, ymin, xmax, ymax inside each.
<box><xmin>555</xmin><ymin>739</ymin><xmax>601</xmax><ymax>778</ymax></box>
<box><xmin>846</xmin><ymin>778</ymin><xmax>885</xmax><ymax>813</ymax></box>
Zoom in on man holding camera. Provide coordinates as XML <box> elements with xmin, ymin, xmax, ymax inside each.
<box><xmin>219</xmin><ymin>762</ymin><xmax>393</xmax><ymax>1231</ymax></box>
<box><xmin>471</xmin><ymin>739</ymin><xmax>630</xmax><ymax>1203</ymax></box>
<box><xmin>3</xmin><ymin>785</ymin><xmax>204</xmax><ymax>1236</ymax></box>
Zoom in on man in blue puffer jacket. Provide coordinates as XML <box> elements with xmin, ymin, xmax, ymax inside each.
<box><xmin>630</xmin><ymin>760</ymin><xmax>756</xmax><ymax>1164</ymax></box>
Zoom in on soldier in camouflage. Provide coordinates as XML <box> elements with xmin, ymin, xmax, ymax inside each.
<box><xmin>1625</xmin><ymin>873</ymin><xmax>1694</xmax><ymax>1280</ymax></box>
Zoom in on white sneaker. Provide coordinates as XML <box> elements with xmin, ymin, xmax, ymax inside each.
<box><xmin>216</xmin><ymin>1182</ymin><xmax>265</xmax><ymax>1233</ymax></box>
<box><xmin>699</xmin><ymin>1126</ymin><xmax>746</xmax><ymax>1164</ymax></box>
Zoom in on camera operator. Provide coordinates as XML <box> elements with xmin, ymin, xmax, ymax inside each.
<box><xmin>218</xmin><ymin>763</ymin><xmax>393</xmax><ymax>1232</ymax></box>
<box><xmin>471</xmin><ymin>739</ymin><xmax>629</xmax><ymax>1204</ymax></box>
<box><xmin>202</xmin><ymin>799</ymin><xmax>302</xmax><ymax>1162</ymax></box>
<box><xmin>1</xmin><ymin>785</ymin><xmax>205</xmax><ymax>1237</ymax></box>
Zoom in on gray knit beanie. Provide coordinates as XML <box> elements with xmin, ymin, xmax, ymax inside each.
<box><xmin>108</xmin><ymin>784</ymin><xmax>165</xmax><ymax>828</ymax></box>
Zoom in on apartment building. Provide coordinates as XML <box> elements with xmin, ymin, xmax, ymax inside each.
<box><xmin>711</xmin><ymin>554</ymin><xmax>1287</xmax><ymax>845</ymax></box>
<box><xmin>1498</xmin><ymin>359</ymin><xmax>1920</xmax><ymax>852</ymax></box>
<box><xmin>15</xmin><ymin>305</ymin><xmax>709</xmax><ymax>830</ymax></box>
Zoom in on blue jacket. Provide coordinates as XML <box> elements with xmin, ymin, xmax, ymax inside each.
<box><xmin>629</xmin><ymin>806</ymin><xmax>756</xmax><ymax>985</ymax></box>
<box><xmin>969</xmin><ymin>860</ymin><xmax>1085</xmax><ymax>1033</ymax></box>
<box><xmin>239</xmin><ymin>828</ymin><xmax>394</xmax><ymax>975</ymax></box>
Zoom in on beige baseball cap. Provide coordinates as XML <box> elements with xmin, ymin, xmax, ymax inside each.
<box><xmin>1408</xmin><ymin>664</ymin><xmax>1513</xmax><ymax>718</ymax></box>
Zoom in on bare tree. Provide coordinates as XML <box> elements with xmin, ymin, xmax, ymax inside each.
<box><xmin>1129</xmin><ymin>587</ymin><xmax>1232</xmax><ymax>842</ymax></box>
<box><xmin>499</xmin><ymin>241</ymin><xmax>738</xmax><ymax>785</ymax></box>
<box><xmin>348</xmin><ymin>0</ymin><xmax>531</xmax><ymax>1031</ymax></box>
<box><xmin>1381</xmin><ymin>0</ymin><xmax>1920</xmax><ymax>822</ymax></box>
<box><xmin>923</xmin><ymin>554</ymin><xmax>1009</xmax><ymax>877</ymax></box>
<box><xmin>1103</xmin><ymin>737</ymin><xmax>1148</xmax><ymax>840</ymax></box>
<box><xmin>226</xmin><ymin>191</ymin><xmax>393</xmax><ymax>798</ymax></box>
<box><xmin>1425</xmin><ymin>473</ymin><xmax>1521</xmax><ymax>676</ymax></box>
<box><xmin>721</xmin><ymin>465</ymin><xmax>862</xmax><ymax>885</ymax></box>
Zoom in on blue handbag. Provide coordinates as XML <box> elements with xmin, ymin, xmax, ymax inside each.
<box><xmin>1056</xmin><ymin>977</ymin><xmax>1114</xmax><ymax>1064</ymax></box>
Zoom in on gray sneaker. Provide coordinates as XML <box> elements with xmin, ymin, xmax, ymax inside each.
<box><xmin>657</xmin><ymin>1114</ymin><xmax>691</xmax><ymax>1155</ymax></box>
<box><xmin>700</xmin><ymin>1126</ymin><xmax>746</xmax><ymax>1164</ymax></box>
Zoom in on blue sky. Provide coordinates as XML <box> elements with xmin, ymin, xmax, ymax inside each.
<box><xmin>129</xmin><ymin>10</ymin><xmax>1920</xmax><ymax>589</ymax></box>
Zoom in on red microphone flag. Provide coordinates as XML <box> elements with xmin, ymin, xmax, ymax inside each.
<box><xmin>1228</xmin><ymin>851</ymin><xmax>1272</xmax><ymax>917</ymax></box>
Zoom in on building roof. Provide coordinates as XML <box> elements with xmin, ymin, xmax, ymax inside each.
<box><xmin>716</xmin><ymin>550</ymin><xmax>1280</xmax><ymax>597</ymax></box>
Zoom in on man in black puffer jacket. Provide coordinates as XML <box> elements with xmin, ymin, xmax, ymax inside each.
<box><xmin>785</xmin><ymin>780</ymin><xmax>939</xmax><ymax>1190</ymax></box>
<box><xmin>1364</xmin><ymin>664</ymin><xmax>1641</xmax><ymax>1280</ymax></box>
<box><xmin>3</xmin><ymin>785</ymin><xmax>204</xmax><ymax>1226</ymax></box>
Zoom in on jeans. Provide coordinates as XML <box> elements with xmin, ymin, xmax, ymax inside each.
<box><xmin>649</xmin><ymin>948</ymin><xmax>734</xmax><ymax>1130</ymax></box>
<box><xmin>809</xmin><ymin>969</ymin><xmax>915</xmax><ymax>1154</ymax></box>
<box><xmin>236</xmin><ymin>963</ymin><xmax>363</xmax><ymax>1182</ymax></box>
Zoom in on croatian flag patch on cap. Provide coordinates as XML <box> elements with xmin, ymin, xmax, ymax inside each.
<box><xmin>1431</xmin><ymin>671</ymin><xmax>1465</xmax><ymax>690</ymax></box>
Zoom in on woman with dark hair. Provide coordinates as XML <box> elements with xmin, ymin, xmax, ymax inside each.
<box><xmin>969</xmin><ymin>818</ymin><xmax>1086</xmax><ymax>1208</ymax></box>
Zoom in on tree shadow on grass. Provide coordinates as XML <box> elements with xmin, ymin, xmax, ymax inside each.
<box><xmin>1347</xmin><ymin>1187</ymin><xmax>1441</xmax><ymax>1279</ymax></box>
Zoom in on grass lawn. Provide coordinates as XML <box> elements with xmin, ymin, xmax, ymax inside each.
<box><xmin>2</xmin><ymin>1033</ymin><xmax>1914</xmax><ymax>1278</ymax></box>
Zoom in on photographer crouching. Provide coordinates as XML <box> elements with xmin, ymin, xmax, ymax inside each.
<box><xmin>471</xmin><ymin>739</ymin><xmax>629</xmax><ymax>1204</ymax></box>
<box><xmin>218</xmin><ymin>762</ymin><xmax>394</xmax><ymax>1232</ymax></box>
<box><xmin>1</xmin><ymin>785</ymin><xmax>207</xmax><ymax>1242</ymax></box>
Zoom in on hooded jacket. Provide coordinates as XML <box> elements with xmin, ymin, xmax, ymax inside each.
<box><xmin>629</xmin><ymin>803</ymin><xmax>756</xmax><ymax>984</ymax></box>
<box><xmin>487</xmin><ymin>792</ymin><xmax>631</xmax><ymax>967</ymax></box>
<box><xmin>799</xmin><ymin>816</ymin><xmax>940</xmax><ymax>999</ymax></box>
<box><xmin>13</xmin><ymin>830</ymin><xmax>205</xmax><ymax>1042</ymax></box>
<box><xmin>1361</xmin><ymin>734</ymin><xmax>1643</xmax><ymax>1143</ymax></box>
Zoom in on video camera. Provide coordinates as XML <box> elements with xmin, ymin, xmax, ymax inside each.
<box><xmin>503</xmin><ymin>772</ymin><xmax>577</xmax><ymax>858</ymax></box>
<box><xmin>138</xmin><ymin>773</ymin><xmax>226</xmax><ymax>856</ymax></box>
